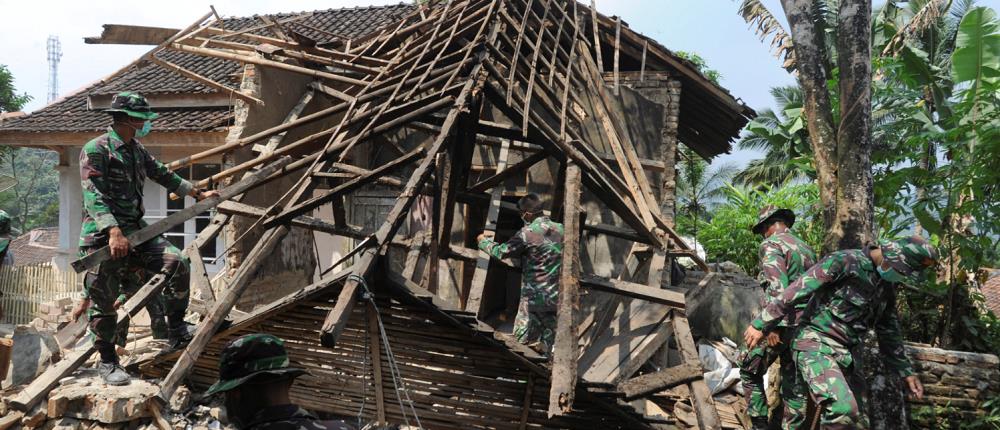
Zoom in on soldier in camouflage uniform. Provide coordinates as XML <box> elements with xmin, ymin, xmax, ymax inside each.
<box><xmin>79</xmin><ymin>92</ymin><xmax>218</xmax><ymax>385</ymax></box>
<box><xmin>740</xmin><ymin>206</ymin><xmax>816</xmax><ymax>430</ymax></box>
<box><xmin>744</xmin><ymin>235</ymin><xmax>937</xmax><ymax>429</ymax></box>
<box><xmin>206</xmin><ymin>333</ymin><xmax>356</xmax><ymax>430</ymax></box>
<box><xmin>477</xmin><ymin>193</ymin><xmax>563</xmax><ymax>355</ymax></box>
<box><xmin>0</xmin><ymin>210</ymin><xmax>11</xmax><ymax>265</ymax></box>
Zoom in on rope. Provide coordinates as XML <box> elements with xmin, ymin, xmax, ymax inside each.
<box><xmin>350</xmin><ymin>274</ymin><xmax>424</xmax><ymax>429</ymax></box>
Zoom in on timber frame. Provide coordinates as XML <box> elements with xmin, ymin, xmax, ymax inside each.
<box><xmin>12</xmin><ymin>1</ymin><xmax>754</xmax><ymax>428</ymax></box>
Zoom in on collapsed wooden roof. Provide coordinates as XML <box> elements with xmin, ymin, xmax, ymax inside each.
<box><xmin>9</xmin><ymin>1</ymin><xmax>737</xmax><ymax>428</ymax></box>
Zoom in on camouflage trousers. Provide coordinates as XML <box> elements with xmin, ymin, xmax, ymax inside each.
<box><xmin>81</xmin><ymin>235</ymin><xmax>190</xmax><ymax>349</ymax></box>
<box><xmin>794</xmin><ymin>331</ymin><xmax>868</xmax><ymax>430</ymax></box>
<box><xmin>738</xmin><ymin>328</ymin><xmax>808</xmax><ymax>428</ymax></box>
<box><xmin>121</xmin><ymin>264</ymin><xmax>169</xmax><ymax>340</ymax></box>
<box><xmin>513</xmin><ymin>299</ymin><xmax>556</xmax><ymax>355</ymax></box>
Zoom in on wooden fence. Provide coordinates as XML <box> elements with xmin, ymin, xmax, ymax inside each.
<box><xmin>0</xmin><ymin>263</ymin><xmax>82</xmax><ymax>325</ymax></box>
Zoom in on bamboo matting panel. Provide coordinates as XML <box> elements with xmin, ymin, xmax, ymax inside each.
<box><xmin>142</xmin><ymin>283</ymin><xmax>642</xmax><ymax>429</ymax></box>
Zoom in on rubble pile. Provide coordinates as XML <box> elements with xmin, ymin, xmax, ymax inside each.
<box><xmin>1</xmin><ymin>373</ymin><xmax>232</xmax><ymax>430</ymax></box>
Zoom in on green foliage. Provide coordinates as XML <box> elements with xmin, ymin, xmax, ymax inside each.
<box><xmin>675</xmin><ymin>147</ymin><xmax>736</xmax><ymax>243</ymax></box>
<box><xmin>674</xmin><ymin>51</ymin><xmax>723</xmax><ymax>84</ymax></box>
<box><xmin>0</xmin><ymin>65</ymin><xmax>32</xmax><ymax>113</ymax></box>
<box><xmin>734</xmin><ymin>86</ymin><xmax>814</xmax><ymax>186</ymax></box>
<box><xmin>696</xmin><ymin>183</ymin><xmax>823</xmax><ymax>275</ymax></box>
<box><xmin>0</xmin><ymin>148</ymin><xmax>59</xmax><ymax>232</ymax></box>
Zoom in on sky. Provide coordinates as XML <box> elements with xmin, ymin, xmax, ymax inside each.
<box><xmin>1</xmin><ymin>0</ymin><xmax>996</xmax><ymax>167</ymax></box>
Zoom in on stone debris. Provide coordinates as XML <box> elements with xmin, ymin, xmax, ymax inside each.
<box><xmin>47</xmin><ymin>369</ymin><xmax>158</xmax><ymax>423</ymax></box>
<box><xmin>4</xmin><ymin>324</ymin><xmax>60</xmax><ymax>387</ymax></box>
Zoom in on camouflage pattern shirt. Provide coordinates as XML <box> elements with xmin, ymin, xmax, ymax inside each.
<box><xmin>751</xmin><ymin>249</ymin><xmax>914</xmax><ymax>376</ymax></box>
<box><xmin>478</xmin><ymin>216</ymin><xmax>564</xmax><ymax>310</ymax></box>
<box><xmin>79</xmin><ymin>128</ymin><xmax>193</xmax><ymax>247</ymax></box>
<box><xmin>244</xmin><ymin>405</ymin><xmax>355</xmax><ymax>430</ymax></box>
<box><xmin>757</xmin><ymin>231</ymin><xmax>817</xmax><ymax>327</ymax></box>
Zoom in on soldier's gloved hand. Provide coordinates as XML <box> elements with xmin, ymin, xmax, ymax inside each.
<box><xmin>766</xmin><ymin>331</ymin><xmax>782</xmax><ymax>347</ymax></box>
<box><xmin>71</xmin><ymin>298</ymin><xmax>91</xmax><ymax>321</ymax></box>
<box><xmin>744</xmin><ymin>325</ymin><xmax>764</xmax><ymax>349</ymax></box>
<box><xmin>108</xmin><ymin>227</ymin><xmax>130</xmax><ymax>259</ymax></box>
<box><xmin>904</xmin><ymin>375</ymin><xmax>924</xmax><ymax>400</ymax></box>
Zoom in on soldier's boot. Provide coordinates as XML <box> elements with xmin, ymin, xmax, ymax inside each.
<box><xmin>749</xmin><ymin>416</ymin><xmax>769</xmax><ymax>430</ymax></box>
<box><xmin>96</xmin><ymin>342</ymin><xmax>130</xmax><ymax>386</ymax></box>
<box><xmin>167</xmin><ymin>312</ymin><xmax>194</xmax><ymax>350</ymax></box>
<box><xmin>168</xmin><ymin>323</ymin><xmax>193</xmax><ymax>350</ymax></box>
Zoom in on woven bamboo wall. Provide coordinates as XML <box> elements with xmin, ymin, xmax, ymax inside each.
<box><xmin>142</xmin><ymin>281</ymin><xmax>643</xmax><ymax>429</ymax></box>
<box><xmin>0</xmin><ymin>263</ymin><xmax>81</xmax><ymax>325</ymax></box>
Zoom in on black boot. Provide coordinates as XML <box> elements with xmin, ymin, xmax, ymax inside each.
<box><xmin>168</xmin><ymin>322</ymin><xmax>194</xmax><ymax>350</ymax></box>
<box><xmin>96</xmin><ymin>343</ymin><xmax>130</xmax><ymax>386</ymax></box>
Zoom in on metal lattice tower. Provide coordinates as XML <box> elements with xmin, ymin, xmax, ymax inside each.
<box><xmin>46</xmin><ymin>36</ymin><xmax>62</xmax><ymax>103</ymax></box>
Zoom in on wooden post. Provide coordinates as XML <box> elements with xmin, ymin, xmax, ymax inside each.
<box><xmin>367</xmin><ymin>305</ymin><xmax>387</xmax><ymax>424</ymax></box>
<box><xmin>613</xmin><ymin>17</ymin><xmax>621</xmax><ymax>95</ymax></box>
<box><xmin>519</xmin><ymin>372</ymin><xmax>535</xmax><ymax>429</ymax></box>
<box><xmin>671</xmin><ymin>310</ymin><xmax>721</xmax><ymax>429</ymax></box>
<box><xmin>589</xmin><ymin>0</ymin><xmax>603</xmax><ymax>73</ymax></box>
<box><xmin>548</xmin><ymin>162</ymin><xmax>581</xmax><ymax>417</ymax></box>
<box><xmin>465</xmin><ymin>139</ymin><xmax>511</xmax><ymax>318</ymax></box>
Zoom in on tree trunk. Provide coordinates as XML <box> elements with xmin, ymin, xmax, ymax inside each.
<box><xmin>780</xmin><ymin>0</ymin><xmax>840</xmax><ymax>253</ymax></box>
<box><xmin>833</xmin><ymin>0</ymin><xmax>875</xmax><ymax>250</ymax></box>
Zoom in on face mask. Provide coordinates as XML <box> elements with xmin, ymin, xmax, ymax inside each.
<box><xmin>134</xmin><ymin>120</ymin><xmax>152</xmax><ymax>138</ymax></box>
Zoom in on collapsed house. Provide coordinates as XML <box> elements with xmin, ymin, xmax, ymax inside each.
<box><xmin>0</xmin><ymin>0</ymin><xmax>770</xmax><ymax>428</ymax></box>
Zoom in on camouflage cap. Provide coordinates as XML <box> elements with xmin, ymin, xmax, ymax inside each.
<box><xmin>204</xmin><ymin>333</ymin><xmax>307</xmax><ymax>396</ymax></box>
<box><xmin>105</xmin><ymin>92</ymin><xmax>158</xmax><ymax>120</ymax></box>
<box><xmin>751</xmin><ymin>205</ymin><xmax>795</xmax><ymax>234</ymax></box>
<box><xmin>878</xmin><ymin>236</ymin><xmax>938</xmax><ymax>285</ymax></box>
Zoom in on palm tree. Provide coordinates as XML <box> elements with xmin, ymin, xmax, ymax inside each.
<box><xmin>676</xmin><ymin>147</ymin><xmax>737</xmax><ymax>245</ymax></box>
<box><xmin>733</xmin><ymin>85</ymin><xmax>813</xmax><ymax>187</ymax></box>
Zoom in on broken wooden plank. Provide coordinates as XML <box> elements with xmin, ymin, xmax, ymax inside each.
<box><xmin>149</xmin><ymin>56</ymin><xmax>263</xmax><ymax>106</ymax></box>
<box><xmin>467</xmin><ymin>149</ymin><xmax>548</xmax><ymax>194</ymax></box>
<box><xmin>216</xmin><ymin>200</ymin><xmax>366</xmax><ymax>240</ymax></box>
<box><xmin>548</xmin><ymin>162</ymin><xmax>581</xmax><ymax>417</ymax></box>
<box><xmin>671</xmin><ymin>311</ymin><xmax>721</xmax><ymax>429</ymax></box>
<box><xmin>320</xmin><ymin>71</ymin><xmax>481</xmax><ymax>347</ymax></box>
<box><xmin>367</xmin><ymin>304</ymin><xmax>387</xmax><ymax>424</ymax></box>
<box><xmin>186</xmin><ymin>245</ymin><xmax>216</xmax><ymax>307</ymax></box>
<box><xmin>252</xmin><ymin>86</ymin><xmax>316</xmax><ymax>155</ymax></box>
<box><xmin>579</xmin><ymin>275</ymin><xmax>685</xmax><ymax>309</ymax></box>
<box><xmin>619</xmin><ymin>361</ymin><xmax>703</xmax><ymax>400</ymax></box>
<box><xmin>464</xmin><ymin>138</ymin><xmax>511</xmax><ymax>317</ymax></box>
<box><xmin>8</xmin><ymin>274</ymin><xmax>169</xmax><ymax>412</ymax></box>
<box><xmin>159</xmin><ymin>225</ymin><xmax>291</xmax><ymax>402</ymax></box>
<box><xmin>71</xmin><ymin>157</ymin><xmax>293</xmax><ymax>273</ymax></box>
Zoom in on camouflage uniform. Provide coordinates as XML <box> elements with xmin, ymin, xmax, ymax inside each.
<box><xmin>750</xmin><ymin>238</ymin><xmax>937</xmax><ymax>429</ymax></box>
<box><xmin>120</xmin><ymin>259</ymin><xmax>170</xmax><ymax>340</ymax></box>
<box><xmin>739</xmin><ymin>229</ymin><xmax>815</xmax><ymax>428</ymax></box>
<box><xmin>79</xmin><ymin>125</ymin><xmax>192</xmax><ymax>350</ymax></box>
<box><xmin>0</xmin><ymin>210</ymin><xmax>11</xmax><ymax>265</ymax></box>
<box><xmin>206</xmin><ymin>333</ymin><xmax>356</xmax><ymax>430</ymax></box>
<box><xmin>478</xmin><ymin>215</ymin><xmax>563</xmax><ymax>353</ymax></box>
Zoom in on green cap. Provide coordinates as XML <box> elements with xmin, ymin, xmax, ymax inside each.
<box><xmin>104</xmin><ymin>91</ymin><xmax>158</xmax><ymax>120</ymax></box>
<box><xmin>204</xmin><ymin>333</ymin><xmax>307</xmax><ymax>396</ymax></box>
<box><xmin>751</xmin><ymin>205</ymin><xmax>795</xmax><ymax>235</ymax></box>
<box><xmin>878</xmin><ymin>236</ymin><xmax>938</xmax><ymax>285</ymax></box>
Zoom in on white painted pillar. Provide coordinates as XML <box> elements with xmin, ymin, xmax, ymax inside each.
<box><xmin>53</xmin><ymin>147</ymin><xmax>82</xmax><ymax>270</ymax></box>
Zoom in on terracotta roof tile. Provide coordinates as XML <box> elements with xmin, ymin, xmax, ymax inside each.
<box><xmin>8</xmin><ymin>227</ymin><xmax>59</xmax><ymax>266</ymax></box>
<box><xmin>0</xmin><ymin>4</ymin><xmax>414</xmax><ymax>134</ymax></box>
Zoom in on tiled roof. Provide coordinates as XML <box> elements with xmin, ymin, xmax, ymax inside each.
<box><xmin>0</xmin><ymin>4</ymin><xmax>414</xmax><ymax>134</ymax></box>
<box><xmin>8</xmin><ymin>227</ymin><xmax>59</xmax><ymax>266</ymax></box>
<box><xmin>981</xmin><ymin>269</ymin><xmax>1000</xmax><ymax>316</ymax></box>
